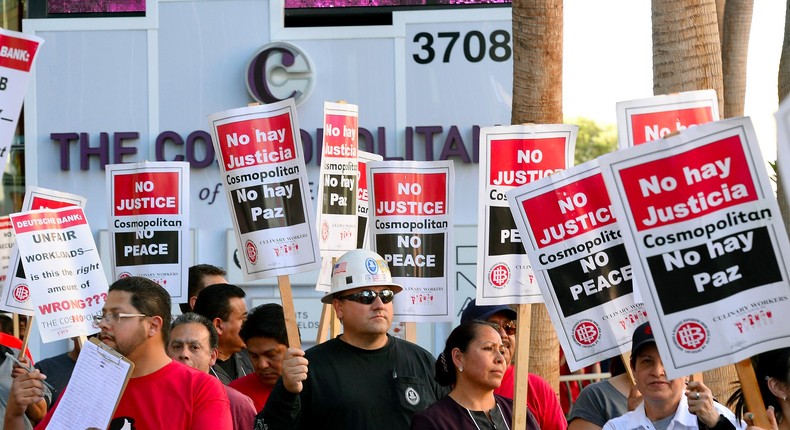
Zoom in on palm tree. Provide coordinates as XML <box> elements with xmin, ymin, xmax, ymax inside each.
<box><xmin>721</xmin><ymin>0</ymin><xmax>754</xmax><ymax>118</ymax></box>
<box><xmin>510</xmin><ymin>0</ymin><xmax>562</xmax><ymax>395</ymax></box>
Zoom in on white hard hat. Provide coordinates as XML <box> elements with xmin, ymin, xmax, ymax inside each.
<box><xmin>321</xmin><ymin>249</ymin><xmax>403</xmax><ymax>304</ymax></box>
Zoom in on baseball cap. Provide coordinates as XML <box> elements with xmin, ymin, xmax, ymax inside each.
<box><xmin>631</xmin><ymin>322</ymin><xmax>655</xmax><ymax>356</ymax></box>
<box><xmin>460</xmin><ymin>299</ymin><xmax>516</xmax><ymax>323</ymax></box>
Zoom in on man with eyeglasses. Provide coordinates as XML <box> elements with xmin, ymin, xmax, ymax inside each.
<box><xmin>4</xmin><ymin>276</ymin><xmax>232</xmax><ymax>429</ymax></box>
<box><xmin>258</xmin><ymin>249</ymin><xmax>447</xmax><ymax>430</ymax></box>
<box><xmin>461</xmin><ymin>299</ymin><xmax>568</xmax><ymax>430</ymax></box>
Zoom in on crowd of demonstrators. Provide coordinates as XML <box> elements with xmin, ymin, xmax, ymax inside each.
<box><xmin>461</xmin><ymin>299</ymin><xmax>568</xmax><ymax>429</ymax></box>
<box><xmin>168</xmin><ymin>312</ymin><xmax>256</xmax><ymax>430</ymax></box>
<box><xmin>5</xmin><ymin>276</ymin><xmax>232</xmax><ymax>429</ymax></box>
<box><xmin>181</xmin><ymin>264</ymin><xmax>228</xmax><ymax>314</ymax></box>
<box><xmin>728</xmin><ymin>347</ymin><xmax>790</xmax><ymax>430</ymax></box>
<box><xmin>193</xmin><ymin>283</ymin><xmax>253</xmax><ymax>384</ymax></box>
<box><xmin>603</xmin><ymin>322</ymin><xmax>742</xmax><ymax>430</ymax></box>
<box><xmin>258</xmin><ymin>249</ymin><xmax>448</xmax><ymax>429</ymax></box>
<box><xmin>229</xmin><ymin>303</ymin><xmax>290</xmax><ymax>413</ymax></box>
<box><xmin>568</xmin><ymin>357</ymin><xmax>640</xmax><ymax>430</ymax></box>
<box><xmin>411</xmin><ymin>320</ymin><xmax>540</xmax><ymax>429</ymax></box>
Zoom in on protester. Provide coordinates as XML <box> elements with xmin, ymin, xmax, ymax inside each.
<box><xmin>569</xmin><ymin>357</ymin><xmax>639</xmax><ymax>430</ymax></box>
<box><xmin>603</xmin><ymin>322</ymin><xmax>741</xmax><ymax>430</ymax></box>
<box><xmin>258</xmin><ymin>249</ymin><xmax>447</xmax><ymax>429</ymax></box>
<box><xmin>411</xmin><ymin>320</ymin><xmax>539</xmax><ymax>429</ymax></box>
<box><xmin>168</xmin><ymin>312</ymin><xmax>256</xmax><ymax>430</ymax></box>
<box><xmin>180</xmin><ymin>264</ymin><xmax>228</xmax><ymax>314</ymax></box>
<box><xmin>0</xmin><ymin>344</ymin><xmax>48</xmax><ymax>429</ymax></box>
<box><xmin>33</xmin><ymin>337</ymin><xmax>81</xmax><ymax>407</ymax></box>
<box><xmin>0</xmin><ymin>315</ymin><xmax>13</xmax><ymax>335</ymax></box>
<box><xmin>461</xmin><ymin>299</ymin><xmax>567</xmax><ymax>429</ymax></box>
<box><xmin>193</xmin><ymin>283</ymin><xmax>253</xmax><ymax>384</ymax></box>
<box><xmin>728</xmin><ymin>347</ymin><xmax>789</xmax><ymax>430</ymax></box>
<box><xmin>229</xmin><ymin>303</ymin><xmax>289</xmax><ymax>412</ymax></box>
<box><xmin>4</xmin><ymin>276</ymin><xmax>232</xmax><ymax>429</ymax></box>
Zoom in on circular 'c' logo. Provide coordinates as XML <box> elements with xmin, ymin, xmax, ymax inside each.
<box><xmin>246</xmin><ymin>42</ymin><xmax>314</xmax><ymax>106</ymax></box>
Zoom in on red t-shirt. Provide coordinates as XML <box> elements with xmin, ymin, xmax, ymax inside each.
<box><xmin>37</xmin><ymin>360</ymin><xmax>232</xmax><ymax>429</ymax></box>
<box><xmin>494</xmin><ymin>364</ymin><xmax>568</xmax><ymax>430</ymax></box>
<box><xmin>228</xmin><ymin>373</ymin><xmax>273</xmax><ymax>413</ymax></box>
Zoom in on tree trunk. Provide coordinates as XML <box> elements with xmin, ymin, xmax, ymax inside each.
<box><xmin>716</xmin><ymin>0</ymin><xmax>725</xmax><ymax>46</ymax></box>
<box><xmin>652</xmin><ymin>0</ymin><xmax>724</xmax><ymax>111</ymax></box>
<box><xmin>652</xmin><ymin>0</ymin><xmax>737</xmax><ymax>403</ymax></box>
<box><xmin>510</xmin><ymin>0</ymin><xmax>563</xmax><ymax>391</ymax></box>
<box><xmin>721</xmin><ymin>0</ymin><xmax>754</xmax><ymax>118</ymax></box>
<box><xmin>780</xmin><ymin>1</ymin><xmax>790</xmax><ymax>101</ymax></box>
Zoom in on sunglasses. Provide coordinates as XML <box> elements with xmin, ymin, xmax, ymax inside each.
<box><xmin>490</xmin><ymin>321</ymin><xmax>517</xmax><ymax>336</ymax></box>
<box><xmin>338</xmin><ymin>289</ymin><xmax>395</xmax><ymax>304</ymax></box>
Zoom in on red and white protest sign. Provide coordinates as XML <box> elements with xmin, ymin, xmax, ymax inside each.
<box><xmin>209</xmin><ymin>99</ymin><xmax>320</xmax><ymax>280</ymax></box>
<box><xmin>107</xmin><ymin>162</ymin><xmax>189</xmax><ymax>300</ymax></box>
<box><xmin>616</xmin><ymin>89</ymin><xmax>719</xmax><ymax>149</ymax></box>
<box><xmin>356</xmin><ymin>150</ymin><xmax>381</xmax><ymax>250</ymax></box>
<box><xmin>476</xmin><ymin>125</ymin><xmax>577</xmax><ymax>304</ymax></box>
<box><xmin>0</xmin><ymin>29</ymin><xmax>43</xmax><ymax>168</ymax></box>
<box><xmin>600</xmin><ymin>117</ymin><xmax>790</xmax><ymax>378</ymax></box>
<box><xmin>369</xmin><ymin>161</ymin><xmax>454</xmax><ymax>322</ymax></box>
<box><xmin>508</xmin><ymin>161</ymin><xmax>645</xmax><ymax>370</ymax></box>
<box><xmin>1</xmin><ymin>187</ymin><xmax>87</xmax><ymax>315</ymax></box>
<box><xmin>10</xmin><ymin>206</ymin><xmax>108</xmax><ymax>343</ymax></box>
<box><xmin>314</xmin><ymin>102</ymin><xmax>359</xmax><ymax>293</ymax></box>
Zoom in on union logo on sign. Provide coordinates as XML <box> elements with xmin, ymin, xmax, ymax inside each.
<box><xmin>245</xmin><ymin>240</ymin><xmax>258</xmax><ymax>264</ymax></box>
<box><xmin>573</xmin><ymin>320</ymin><xmax>599</xmax><ymax>346</ymax></box>
<box><xmin>674</xmin><ymin>320</ymin><xmax>708</xmax><ymax>351</ymax></box>
<box><xmin>12</xmin><ymin>284</ymin><xmax>29</xmax><ymax>303</ymax></box>
<box><xmin>488</xmin><ymin>263</ymin><xmax>510</xmax><ymax>288</ymax></box>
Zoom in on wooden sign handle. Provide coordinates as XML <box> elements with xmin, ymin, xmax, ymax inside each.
<box><xmin>512</xmin><ymin>304</ymin><xmax>531</xmax><ymax>430</ymax></box>
<box><xmin>736</xmin><ymin>358</ymin><xmax>769</xmax><ymax>427</ymax></box>
<box><xmin>277</xmin><ymin>275</ymin><xmax>301</xmax><ymax>349</ymax></box>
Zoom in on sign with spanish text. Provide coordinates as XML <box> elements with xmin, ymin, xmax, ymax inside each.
<box><xmin>314</xmin><ymin>102</ymin><xmax>359</xmax><ymax>293</ymax></box>
<box><xmin>107</xmin><ymin>162</ymin><xmax>189</xmax><ymax>300</ymax></box>
<box><xmin>10</xmin><ymin>207</ymin><xmax>108</xmax><ymax>343</ymax></box>
<box><xmin>357</xmin><ymin>150</ymin><xmax>382</xmax><ymax>250</ymax></box>
<box><xmin>599</xmin><ymin>117</ymin><xmax>790</xmax><ymax>379</ymax></box>
<box><xmin>508</xmin><ymin>161</ymin><xmax>645</xmax><ymax>371</ymax></box>
<box><xmin>0</xmin><ymin>217</ymin><xmax>12</xmax><ymax>289</ymax></box>
<box><xmin>476</xmin><ymin>124</ymin><xmax>577</xmax><ymax>305</ymax></box>
<box><xmin>1</xmin><ymin>187</ymin><xmax>87</xmax><ymax>315</ymax></box>
<box><xmin>369</xmin><ymin>161</ymin><xmax>454</xmax><ymax>322</ymax></box>
<box><xmin>616</xmin><ymin>89</ymin><xmax>719</xmax><ymax>149</ymax></box>
<box><xmin>0</xmin><ymin>28</ymin><xmax>43</xmax><ymax>168</ymax></box>
<box><xmin>209</xmin><ymin>99</ymin><xmax>320</xmax><ymax>280</ymax></box>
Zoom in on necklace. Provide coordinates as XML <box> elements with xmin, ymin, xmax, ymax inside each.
<box><xmin>464</xmin><ymin>402</ymin><xmax>511</xmax><ymax>430</ymax></box>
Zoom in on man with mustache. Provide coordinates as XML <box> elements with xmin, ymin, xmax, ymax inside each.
<box><xmin>4</xmin><ymin>276</ymin><xmax>232</xmax><ymax>429</ymax></box>
<box><xmin>258</xmin><ymin>249</ymin><xmax>447</xmax><ymax>429</ymax></box>
<box><xmin>229</xmin><ymin>303</ymin><xmax>290</xmax><ymax>413</ymax></box>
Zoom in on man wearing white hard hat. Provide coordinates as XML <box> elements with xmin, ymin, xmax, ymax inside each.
<box><xmin>257</xmin><ymin>249</ymin><xmax>448</xmax><ymax>430</ymax></box>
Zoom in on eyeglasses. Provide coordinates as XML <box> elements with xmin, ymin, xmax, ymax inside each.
<box><xmin>490</xmin><ymin>321</ymin><xmax>517</xmax><ymax>336</ymax></box>
<box><xmin>338</xmin><ymin>289</ymin><xmax>395</xmax><ymax>304</ymax></box>
<box><xmin>95</xmin><ymin>312</ymin><xmax>147</xmax><ymax>325</ymax></box>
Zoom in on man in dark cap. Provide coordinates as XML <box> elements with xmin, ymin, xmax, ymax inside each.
<box><xmin>461</xmin><ymin>299</ymin><xmax>567</xmax><ymax>429</ymax></box>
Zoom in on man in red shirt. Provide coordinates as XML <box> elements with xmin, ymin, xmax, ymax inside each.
<box><xmin>229</xmin><ymin>303</ymin><xmax>290</xmax><ymax>412</ymax></box>
<box><xmin>4</xmin><ymin>276</ymin><xmax>233</xmax><ymax>430</ymax></box>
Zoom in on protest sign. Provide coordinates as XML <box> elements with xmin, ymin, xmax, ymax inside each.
<box><xmin>0</xmin><ymin>217</ymin><xmax>12</xmax><ymax>285</ymax></box>
<box><xmin>0</xmin><ymin>29</ymin><xmax>43</xmax><ymax>168</ymax></box>
<box><xmin>209</xmin><ymin>99</ymin><xmax>320</xmax><ymax>280</ymax></box>
<box><xmin>107</xmin><ymin>162</ymin><xmax>189</xmax><ymax>300</ymax></box>
<box><xmin>314</xmin><ymin>102</ymin><xmax>359</xmax><ymax>293</ymax></box>
<box><xmin>356</xmin><ymin>150</ymin><xmax>381</xmax><ymax>250</ymax></box>
<box><xmin>1</xmin><ymin>187</ymin><xmax>86</xmax><ymax>315</ymax></box>
<box><xmin>10</xmin><ymin>206</ymin><xmax>108</xmax><ymax>343</ymax></box>
<box><xmin>476</xmin><ymin>124</ymin><xmax>577</xmax><ymax>304</ymax></box>
<box><xmin>616</xmin><ymin>89</ymin><xmax>719</xmax><ymax>149</ymax></box>
<box><xmin>508</xmin><ymin>161</ymin><xmax>645</xmax><ymax>370</ymax></box>
<box><xmin>599</xmin><ymin>116</ymin><xmax>790</xmax><ymax>378</ymax></box>
<box><xmin>369</xmin><ymin>161</ymin><xmax>454</xmax><ymax>322</ymax></box>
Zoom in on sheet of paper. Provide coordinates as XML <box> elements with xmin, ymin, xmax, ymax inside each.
<box><xmin>47</xmin><ymin>338</ymin><xmax>133</xmax><ymax>430</ymax></box>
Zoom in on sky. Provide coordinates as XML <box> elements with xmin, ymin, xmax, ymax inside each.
<box><xmin>563</xmin><ymin>1</ymin><xmax>785</xmax><ymax>163</ymax></box>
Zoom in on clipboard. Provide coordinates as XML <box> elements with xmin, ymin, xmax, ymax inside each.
<box><xmin>47</xmin><ymin>337</ymin><xmax>135</xmax><ymax>430</ymax></box>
